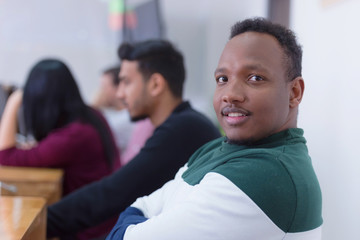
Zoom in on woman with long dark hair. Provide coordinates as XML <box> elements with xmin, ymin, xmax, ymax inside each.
<box><xmin>0</xmin><ymin>58</ymin><xmax>120</xmax><ymax>196</ymax></box>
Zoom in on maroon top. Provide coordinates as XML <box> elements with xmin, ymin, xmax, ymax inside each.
<box><xmin>0</xmin><ymin>121</ymin><xmax>120</xmax><ymax>195</ymax></box>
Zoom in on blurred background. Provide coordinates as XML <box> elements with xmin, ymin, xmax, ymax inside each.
<box><xmin>0</xmin><ymin>0</ymin><xmax>359</xmax><ymax>239</ymax></box>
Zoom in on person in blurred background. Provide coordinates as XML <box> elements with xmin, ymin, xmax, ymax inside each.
<box><xmin>47</xmin><ymin>40</ymin><xmax>221</xmax><ymax>240</ymax></box>
<box><xmin>0</xmin><ymin>58</ymin><xmax>122</xmax><ymax>240</ymax></box>
<box><xmin>0</xmin><ymin>58</ymin><xmax>120</xmax><ymax>195</ymax></box>
<box><xmin>92</xmin><ymin>66</ymin><xmax>154</xmax><ymax>166</ymax></box>
<box><xmin>92</xmin><ymin>66</ymin><xmax>134</xmax><ymax>156</ymax></box>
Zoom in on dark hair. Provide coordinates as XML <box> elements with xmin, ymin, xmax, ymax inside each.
<box><xmin>23</xmin><ymin>59</ymin><xmax>116</xmax><ymax>167</ymax></box>
<box><xmin>103</xmin><ymin>66</ymin><xmax>121</xmax><ymax>85</ymax></box>
<box><xmin>117</xmin><ymin>39</ymin><xmax>185</xmax><ymax>98</ymax></box>
<box><xmin>230</xmin><ymin>17</ymin><xmax>302</xmax><ymax>81</ymax></box>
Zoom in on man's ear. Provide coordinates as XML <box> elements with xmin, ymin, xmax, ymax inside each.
<box><xmin>289</xmin><ymin>77</ymin><xmax>305</xmax><ymax>108</ymax></box>
<box><xmin>148</xmin><ymin>73</ymin><xmax>166</xmax><ymax>97</ymax></box>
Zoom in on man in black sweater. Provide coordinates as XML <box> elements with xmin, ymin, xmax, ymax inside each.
<box><xmin>47</xmin><ymin>40</ymin><xmax>221</xmax><ymax>239</ymax></box>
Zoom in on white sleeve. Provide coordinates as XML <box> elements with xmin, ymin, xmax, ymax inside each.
<box><xmin>130</xmin><ymin>164</ymin><xmax>188</xmax><ymax>218</ymax></box>
<box><xmin>124</xmin><ymin>172</ymin><xmax>287</xmax><ymax>240</ymax></box>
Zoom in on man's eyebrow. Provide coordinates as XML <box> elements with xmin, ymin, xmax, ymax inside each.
<box><xmin>244</xmin><ymin>63</ymin><xmax>268</xmax><ymax>72</ymax></box>
<box><xmin>214</xmin><ymin>68</ymin><xmax>227</xmax><ymax>75</ymax></box>
<box><xmin>214</xmin><ymin>64</ymin><xmax>270</xmax><ymax>75</ymax></box>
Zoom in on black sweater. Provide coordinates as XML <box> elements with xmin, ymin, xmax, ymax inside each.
<box><xmin>47</xmin><ymin>101</ymin><xmax>221</xmax><ymax>238</ymax></box>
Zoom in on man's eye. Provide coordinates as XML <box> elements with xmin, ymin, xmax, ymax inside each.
<box><xmin>216</xmin><ymin>76</ymin><xmax>228</xmax><ymax>83</ymax></box>
<box><xmin>249</xmin><ymin>75</ymin><xmax>263</xmax><ymax>82</ymax></box>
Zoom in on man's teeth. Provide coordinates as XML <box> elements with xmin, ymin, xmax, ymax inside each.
<box><xmin>228</xmin><ymin>112</ymin><xmax>245</xmax><ymax>117</ymax></box>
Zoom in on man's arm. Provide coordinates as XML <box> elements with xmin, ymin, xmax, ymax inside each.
<box><xmin>105</xmin><ymin>207</ymin><xmax>148</xmax><ymax>239</ymax></box>
<box><xmin>47</xmin><ymin>145</ymin><xmax>176</xmax><ymax>237</ymax></box>
<box><xmin>47</xmin><ymin>104</ymin><xmax>221</xmax><ymax>238</ymax></box>
<box><xmin>47</xmin><ymin>123</ymin><xmax>219</xmax><ymax>238</ymax></box>
<box><xmin>105</xmin><ymin>166</ymin><xmax>186</xmax><ymax>239</ymax></box>
<box><xmin>105</xmin><ymin>172</ymin><xmax>286</xmax><ymax>240</ymax></box>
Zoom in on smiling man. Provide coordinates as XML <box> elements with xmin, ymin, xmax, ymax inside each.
<box><xmin>106</xmin><ymin>18</ymin><xmax>323</xmax><ymax>240</ymax></box>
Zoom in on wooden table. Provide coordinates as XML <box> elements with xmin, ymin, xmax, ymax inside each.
<box><xmin>0</xmin><ymin>196</ymin><xmax>46</xmax><ymax>240</ymax></box>
<box><xmin>0</xmin><ymin>166</ymin><xmax>63</xmax><ymax>205</ymax></box>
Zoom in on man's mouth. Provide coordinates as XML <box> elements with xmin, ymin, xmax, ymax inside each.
<box><xmin>220</xmin><ymin>106</ymin><xmax>251</xmax><ymax>125</ymax></box>
<box><xmin>227</xmin><ymin>112</ymin><xmax>247</xmax><ymax>117</ymax></box>
<box><xmin>221</xmin><ymin>107</ymin><xmax>250</xmax><ymax>117</ymax></box>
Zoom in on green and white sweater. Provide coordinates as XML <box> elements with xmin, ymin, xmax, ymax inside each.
<box><xmin>110</xmin><ymin>128</ymin><xmax>322</xmax><ymax>240</ymax></box>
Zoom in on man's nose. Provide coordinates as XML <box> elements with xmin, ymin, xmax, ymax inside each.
<box><xmin>116</xmin><ymin>82</ymin><xmax>125</xmax><ymax>99</ymax></box>
<box><xmin>221</xmin><ymin>81</ymin><xmax>246</xmax><ymax>104</ymax></box>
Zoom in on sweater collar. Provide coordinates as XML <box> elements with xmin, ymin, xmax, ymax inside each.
<box><xmin>222</xmin><ymin>128</ymin><xmax>305</xmax><ymax>151</ymax></box>
<box><xmin>172</xmin><ymin>101</ymin><xmax>191</xmax><ymax>113</ymax></box>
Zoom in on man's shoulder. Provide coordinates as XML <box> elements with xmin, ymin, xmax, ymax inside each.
<box><xmin>144</xmin><ymin>102</ymin><xmax>220</xmax><ymax>156</ymax></box>
<box><xmin>185</xmin><ymin>139</ymin><xmax>312</xmax><ymax>203</ymax></box>
<box><xmin>164</xmin><ymin>102</ymin><xmax>219</xmax><ymax>132</ymax></box>
<box><xmin>213</xmin><ymin>143</ymin><xmax>311</xmax><ymax>187</ymax></box>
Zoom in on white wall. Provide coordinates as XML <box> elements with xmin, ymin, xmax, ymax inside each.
<box><xmin>161</xmin><ymin>0</ymin><xmax>268</xmax><ymax>120</ymax></box>
<box><xmin>291</xmin><ymin>0</ymin><xmax>360</xmax><ymax>239</ymax></box>
<box><xmin>0</xmin><ymin>0</ymin><xmax>120</xmax><ymax>102</ymax></box>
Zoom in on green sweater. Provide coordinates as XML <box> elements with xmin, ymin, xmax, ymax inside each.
<box><xmin>183</xmin><ymin>128</ymin><xmax>322</xmax><ymax>233</ymax></box>
<box><xmin>116</xmin><ymin>128</ymin><xmax>322</xmax><ymax>240</ymax></box>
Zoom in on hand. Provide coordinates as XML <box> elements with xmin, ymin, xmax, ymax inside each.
<box><xmin>18</xmin><ymin>140</ymin><xmax>38</xmax><ymax>150</ymax></box>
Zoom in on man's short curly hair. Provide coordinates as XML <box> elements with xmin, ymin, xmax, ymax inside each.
<box><xmin>230</xmin><ymin>17</ymin><xmax>302</xmax><ymax>81</ymax></box>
